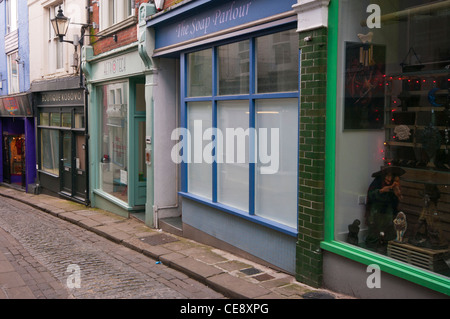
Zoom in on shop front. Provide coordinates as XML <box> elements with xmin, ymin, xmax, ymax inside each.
<box><xmin>141</xmin><ymin>0</ymin><xmax>300</xmax><ymax>273</ymax></box>
<box><xmin>32</xmin><ymin>77</ymin><xmax>89</xmax><ymax>204</ymax></box>
<box><xmin>82</xmin><ymin>46</ymin><xmax>147</xmax><ymax>219</ymax></box>
<box><xmin>0</xmin><ymin>93</ymin><xmax>36</xmax><ymax>192</ymax></box>
<box><xmin>322</xmin><ymin>0</ymin><xmax>450</xmax><ymax>297</ymax></box>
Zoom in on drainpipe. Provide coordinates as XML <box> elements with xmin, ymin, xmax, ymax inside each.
<box><xmin>82</xmin><ymin>0</ymin><xmax>90</xmax><ymax>205</ymax></box>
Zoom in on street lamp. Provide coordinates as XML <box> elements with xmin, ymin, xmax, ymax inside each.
<box><xmin>50</xmin><ymin>5</ymin><xmax>117</xmax><ymax>45</ymax></box>
<box><xmin>50</xmin><ymin>6</ymin><xmax>70</xmax><ymax>42</ymax></box>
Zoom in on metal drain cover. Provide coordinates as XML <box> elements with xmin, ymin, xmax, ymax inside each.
<box><xmin>302</xmin><ymin>291</ymin><xmax>335</xmax><ymax>299</ymax></box>
<box><xmin>140</xmin><ymin>234</ymin><xmax>179</xmax><ymax>245</ymax></box>
<box><xmin>240</xmin><ymin>267</ymin><xmax>262</xmax><ymax>276</ymax></box>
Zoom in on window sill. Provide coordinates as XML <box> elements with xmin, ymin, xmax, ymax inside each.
<box><xmin>98</xmin><ymin>16</ymin><xmax>138</xmax><ymax>38</ymax></box>
<box><xmin>179</xmin><ymin>191</ymin><xmax>298</xmax><ymax>237</ymax></box>
<box><xmin>38</xmin><ymin>170</ymin><xmax>59</xmax><ymax>178</ymax></box>
<box><xmin>320</xmin><ymin>240</ymin><xmax>450</xmax><ymax>295</ymax></box>
<box><xmin>93</xmin><ymin>189</ymin><xmax>131</xmax><ymax>210</ymax></box>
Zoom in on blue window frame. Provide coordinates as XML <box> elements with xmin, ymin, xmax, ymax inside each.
<box><xmin>178</xmin><ymin>27</ymin><xmax>300</xmax><ymax>236</ymax></box>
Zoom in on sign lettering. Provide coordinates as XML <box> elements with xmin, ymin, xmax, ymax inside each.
<box><xmin>103</xmin><ymin>57</ymin><xmax>126</xmax><ymax>76</ymax></box>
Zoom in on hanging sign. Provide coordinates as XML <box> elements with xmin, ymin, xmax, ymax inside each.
<box><xmin>0</xmin><ymin>93</ymin><xmax>33</xmax><ymax>117</ymax></box>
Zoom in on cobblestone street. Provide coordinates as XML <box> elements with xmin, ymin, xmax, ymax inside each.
<box><xmin>0</xmin><ymin>196</ymin><xmax>225</xmax><ymax>299</ymax></box>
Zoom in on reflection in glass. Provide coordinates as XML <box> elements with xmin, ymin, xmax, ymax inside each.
<box><xmin>62</xmin><ymin>113</ymin><xmax>71</xmax><ymax>128</ymax></box>
<box><xmin>187</xmin><ymin>49</ymin><xmax>212</xmax><ymax>97</ymax></box>
<box><xmin>138</xmin><ymin>121</ymin><xmax>146</xmax><ymax>182</ymax></box>
<box><xmin>74</xmin><ymin>113</ymin><xmax>84</xmax><ymax>128</ymax></box>
<box><xmin>40</xmin><ymin>113</ymin><xmax>49</xmax><ymax>126</ymax></box>
<box><xmin>98</xmin><ymin>82</ymin><xmax>128</xmax><ymax>203</ymax></box>
<box><xmin>218</xmin><ymin>40</ymin><xmax>250</xmax><ymax>95</ymax></box>
<box><xmin>50</xmin><ymin>113</ymin><xmax>60</xmax><ymax>127</ymax></box>
<box><xmin>62</xmin><ymin>131</ymin><xmax>71</xmax><ymax>168</ymax></box>
<box><xmin>41</xmin><ymin>129</ymin><xmax>59</xmax><ymax>176</ymax></box>
<box><xmin>76</xmin><ymin>135</ymin><xmax>86</xmax><ymax>171</ymax></box>
<box><xmin>256</xmin><ymin>29</ymin><xmax>299</xmax><ymax>93</ymax></box>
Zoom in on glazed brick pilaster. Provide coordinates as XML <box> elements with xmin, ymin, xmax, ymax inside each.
<box><xmin>296</xmin><ymin>27</ymin><xmax>328</xmax><ymax>288</ymax></box>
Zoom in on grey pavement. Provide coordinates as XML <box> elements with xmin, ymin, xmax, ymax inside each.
<box><xmin>0</xmin><ymin>185</ymin><xmax>353</xmax><ymax>299</ymax></box>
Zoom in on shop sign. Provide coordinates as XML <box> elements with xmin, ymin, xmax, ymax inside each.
<box><xmin>39</xmin><ymin>90</ymin><xmax>84</xmax><ymax>106</ymax></box>
<box><xmin>91</xmin><ymin>51</ymin><xmax>145</xmax><ymax>82</ymax></box>
<box><xmin>154</xmin><ymin>0</ymin><xmax>297</xmax><ymax>49</ymax></box>
<box><xmin>103</xmin><ymin>57</ymin><xmax>126</xmax><ymax>76</ymax></box>
<box><xmin>0</xmin><ymin>94</ymin><xmax>33</xmax><ymax>117</ymax></box>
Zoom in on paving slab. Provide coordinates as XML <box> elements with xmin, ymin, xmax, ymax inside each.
<box><xmin>160</xmin><ymin>254</ymin><xmax>224</xmax><ymax>282</ymax></box>
<box><xmin>207</xmin><ymin>273</ymin><xmax>271</xmax><ymax>299</ymax></box>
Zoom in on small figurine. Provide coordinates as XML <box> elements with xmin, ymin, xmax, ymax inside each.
<box><xmin>365</xmin><ymin>166</ymin><xmax>405</xmax><ymax>248</ymax></box>
<box><xmin>412</xmin><ymin>185</ymin><xmax>448</xmax><ymax>249</ymax></box>
<box><xmin>357</xmin><ymin>32</ymin><xmax>373</xmax><ymax>44</ymax></box>
<box><xmin>347</xmin><ymin>219</ymin><xmax>361</xmax><ymax>246</ymax></box>
<box><xmin>393</xmin><ymin>211</ymin><xmax>407</xmax><ymax>243</ymax></box>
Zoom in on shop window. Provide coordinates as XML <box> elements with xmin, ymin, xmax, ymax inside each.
<box><xmin>50</xmin><ymin>112</ymin><xmax>61</xmax><ymax>127</ymax></box>
<box><xmin>335</xmin><ymin>0</ymin><xmax>450</xmax><ymax>279</ymax></box>
<box><xmin>41</xmin><ymin>129</ymin><xmax>59</xmax><ymax>176</ymax></box>
<box><xmin>138</xmin><ymin>121</ymin><xmax>146</xmax><ymax>182</ymax></box>
<box><xmin>217</xmin><ymin>100</ymin><xmax>249</xmax><ymax>211</ymax></box>
<box><xmin>40</xmin><ymin>113</ymin><xmax>50</xmax><ymax>126</ymax></box>
<box><xmin>187</xmin><ymin>49</ymin><xmax>212</xmax><ymax>97</ymax></box>
<box><xmin>62</xmin><ymin>113</ymin><xmax>72</xmax><ymax>128</ymax></box>
<box><xmin>255</xmin><ymin>99</ymin><xmax>298</xmax><ymax>228</ymax></box>
<box><xmin>98</xmin><ymin>82</ymin><xmax>128</xmax><ymax>203</ymax></box>
<box><xmin>74</xmin><ymin>113</ymin><xmax>84</xmax><ymax>128</ymax></box>
<box><xmin>256</xmin><ymin>30</ymin><xmax>299</xmax><ymax>93</ymax></box>
<box><xmin>218</xmin><ymin>41</ymin><xmax>250</xmax><ymax>95</ymax></box>
<box><xmin>187</xmin><ymin>101</ymin><xmax>213</xmax><ymax>199</ymax></box>
<box><xmin>182</xmin><ymin>28</ymin><xmax>299</xmax><ymax>231</ymax></box>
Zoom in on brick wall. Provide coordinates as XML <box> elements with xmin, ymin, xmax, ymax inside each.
<box><xmin>90</xmin><ymin>0</ymin><xmax>147</xmax><ymax>56</ymax></box>
<box><xmin>296</xmin><ymin>27</ymin><xmax>328</xmax><ymax>288</ymax></box>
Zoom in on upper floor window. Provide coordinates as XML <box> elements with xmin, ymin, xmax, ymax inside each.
<box><xmin>99</xmin><ymin>0</ymin><xmax>133</xmax><ymax>31</ymax></box>
<box><xmin>6</xmin><ymin>0</ymin><xmax>18</xmax><ymax>33</ymax></box>
<box><xmin>49</xmin><ymin>4</ymin><xmax>65</xmax><ymax>72</ymax></box>
<box><xmin>7</xmin><ymin>51</ymin><xmax>20</xmax><ymax>94</ymax></box>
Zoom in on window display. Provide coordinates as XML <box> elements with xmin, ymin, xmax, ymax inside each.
<box><xmin>336</xmin><ymin>0</ymin><xmax>450</xmax><ymax>279</ymax></box>
<box><xmin>40</xmin><ymin>129</ymin><xmax>59</xmax><ymax>176</ymax></box>
<box><xmin>98</xmin><ymin>82</ymin><xmax>128</xmax><ymax>202</ymax></box>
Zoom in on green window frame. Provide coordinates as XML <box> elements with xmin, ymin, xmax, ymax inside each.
<box><xmin>321</xmin><ymin>0</ymin><xmax>450</xmax><ymax>296</ymax></box>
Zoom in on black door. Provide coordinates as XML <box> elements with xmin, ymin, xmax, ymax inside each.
<box><xmin>61</xmin><ymin>131</ymin><xmax>73</xmax><ymax>195</ymax></box>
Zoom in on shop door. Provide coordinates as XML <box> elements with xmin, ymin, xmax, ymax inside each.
<box><xmin>74</xmin><ymin>133</ymin><xmax>87</xmax><ymax>199</ymax></box>
<box><xmin>2</xmin><ymin>134</ymin><xmax>25</xmax><ymax>186</ymax></box>
<box><xmin>61</xmin><ymin>131</ymin><xmax>73</xmax><ymax>194</ymax></box>
<box><xmin>60</xmin><ymin>131</ymin><xmax>88</xmax><ymax>201</ymax></box>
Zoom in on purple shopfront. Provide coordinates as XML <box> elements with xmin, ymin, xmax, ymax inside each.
<box><xmin>0</xmin><ymin>93</ymin><xmax>36</xmax><ymax>192</ymax></box>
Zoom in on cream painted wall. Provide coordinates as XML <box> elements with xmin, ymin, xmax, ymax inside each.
<box><xmin>28</xmin><ymin>0</ymin><xmax>87</xmax><ymax>82</ymax></box>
